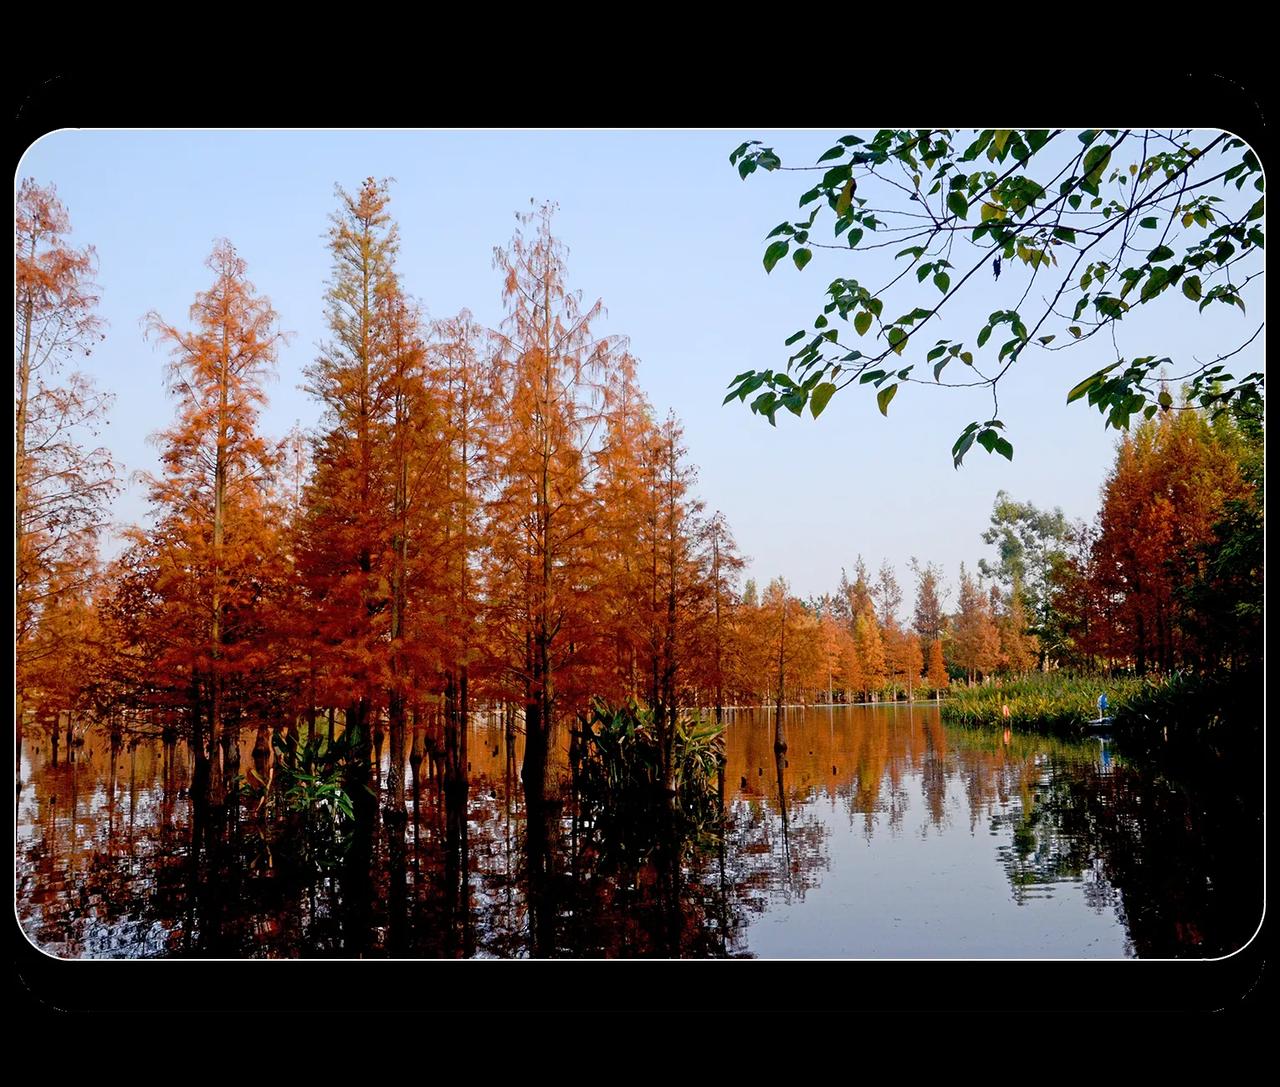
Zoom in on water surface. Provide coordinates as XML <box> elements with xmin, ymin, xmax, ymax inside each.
<box><xmin>15</xmin><ymin>704</ymin><xmax>1261</xmax><ymax>958</ymax></box>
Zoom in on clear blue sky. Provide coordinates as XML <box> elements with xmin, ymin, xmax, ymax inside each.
<box><xmin>18</xmin><ymin>129</ymin><xmax>1262</xmax><ymax>614</ymax></box>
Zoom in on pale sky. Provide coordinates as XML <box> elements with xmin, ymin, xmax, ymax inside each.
<box><xmin>17</xmin><ymin>128</ymin><xmax>1263</xmax><ymax>613</ymax></box>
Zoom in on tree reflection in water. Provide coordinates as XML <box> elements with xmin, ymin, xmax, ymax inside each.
<box><xmin>15</xmin><ymin>704</ymin><xmax>1260</xmax><ymax>958</ymax></box>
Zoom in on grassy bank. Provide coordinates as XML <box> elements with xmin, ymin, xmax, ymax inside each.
<box><xmin>1112</xmin><ymin>667</ymin><xmax>1262</xmax><ymax>761</ymax></box>
<box><xmin>940</xmin><ymin>672</ymin><xmax>1147</xmax><ymax>734</ymax></box>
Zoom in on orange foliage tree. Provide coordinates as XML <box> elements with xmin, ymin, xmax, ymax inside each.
<box><xmin>140</xmin><ymin>238</ymin><xmax>289</xmax><ymax>793</ymax></box>
<box><xmin>15</xmin><ymin>180</ymin><xmax>116</xmax><ymax>738</ymax></box>
<box><xmin>951</xmin><ymin>563</ymin><xmax>1000</xmax><ymax>684</ymax></box>
<box><xmin>925</xmin><ymin>637</ymin><xmax>949</xmax><ymax>693</ymax></box>
<box><xmin>300</xmin><ymin>178</ymin><xmax>403</xmax><ymax>806</ymax></box>
<box><xmin>1057</xmin><ymin>403</ymin><xmax>1253</xmax><ymax>673</ymax></box>
<box><xmin>487</xmin><ymin>202</ymin><xmax>624</xmax><ymax>800</ymax></box>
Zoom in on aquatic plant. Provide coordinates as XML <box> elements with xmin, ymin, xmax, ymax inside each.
<box><xmin>940</xmin><ymin>672</ymin><xmax>1146</xmax><ymax>733</ymax></box>
<box><xmin>269</xmin><ymin>728</ymin><xmax>359</xmax><ymax>869</ymax></box>
<box><xmin>574</xmin><ymin>698</ymin><xmax>726</xmax><ymax>865</ymax></box>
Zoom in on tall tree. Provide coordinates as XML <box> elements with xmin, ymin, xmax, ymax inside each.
<box><xmin>591</xmin><ymin>355</ymin><xmax>657</xmax><ymax>704</ymax></box>
<box><xmin>488</xmin><ymin>201</ymin><xmax>623</xmax><ymax>801</ymax></box>
<box><xmin>381</xmin><ymin>288</ymin><xmax>434</xmax><ymax>817</ymax></box>
<box><xmin>909</xmin><ymin>557</ymin><xmax>946</xmax><ymax>644</ymax></box>
<box><xmin>886</xmin><ymin>626</ymin><xmax>923</xmax><ymax>701</ymax></box>
<box><xmin>703</xmin><ymin>510</ymin><xmax>744</xmax><ymax>722</ymax></box>
<box><xmin>993</xmin><ymin>578</ymin><xmax>1038</xmax><ymax>674</ymax></box>
<box><xmin>142</xmin><ymin>238</ymin><xmax>287</xmax><ymax>792</ymax></box>
<box><xmin>925</xmin><ymin>637</ymin><xmax>949</xmax><ymax>693</ymax></box>
<box><xmin>1177</xmin><ymin>400</ymin><xmax>1263</xmax><ymax>672</ymax></box>
<box><xmin>426</xmin><ymin>309</ymin><xmax>500</xmax><ymax>817</ymax></box>
<box><xmin>15</xmin><ymin>180</ymin><xmax>115</xmax><ymax>736</ymax></box>
<box><xmin>835</xmin><ymin>557</ymin><xmax>874</xmax><ymax>633</ymax></box>
<box><xmin>977</xmin><ymin>490</ymin><xmax>1070</xmax><ymax>664</ymax></box>
<box><xmin>852</xmin><ymin>603</ymin><xmax>886</xmax><ymax>700</ymax></box>
<box><xmin>952</xmin><ymin>564</ymin><xmax>1000</xmax><ymax>684</ymax></box>
<box><xmin>301</xmin><ymin>177</ymin><xmax>401</xmax><ymax>807</ymax></box>
<box><xmin>1081</xmin><ymin>400</ymin><xmax>1251</xmax><ymax>673</ymax></box>
<box><xmin>873</xmin><ymin>559</ymin><xmax>902</xmax><ymax>630</ymax></box>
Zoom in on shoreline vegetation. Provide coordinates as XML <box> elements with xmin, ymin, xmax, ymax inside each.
<box><xmin>938</xmin><ymin>667</ymin><xmax>1262</xmax><ymax>743</ymax></box>
<box><xmin>941</xmin><ymin>672</ymin><xmax>1147</xmax><ymax>732</ymax></box>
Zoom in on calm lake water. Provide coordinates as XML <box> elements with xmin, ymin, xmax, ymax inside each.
<box><xmin>15</xmin><ymin>704</ymin><xmax>1262</xmax><ymax>959</ymax></box>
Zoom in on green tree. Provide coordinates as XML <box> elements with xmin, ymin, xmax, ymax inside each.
<box><xmin>977</xmin><ymin>491</ymin><xmax>1070</xmax><ymax>663</ymax></box>
<box><xmin>725</xmin><ymin>129</ymin><xmax>1263</xmax><ymax>463</ymax></box>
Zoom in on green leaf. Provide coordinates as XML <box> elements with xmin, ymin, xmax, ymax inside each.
<box><xmin>793</xmin><ymin>247</ymin><xmax>813</xmax><ymax>271</ymax></box>
<box><xmin>1158</xmin><ymin>389</ymin><xmax>1173</xmax><ymax>409</ymax></box>
<box><xmin>993</xmin><ymin>437</ymin><xmax>1013</xmax><ymax>461</ymax></box>
<box><xmin>976</xmin><ymin>325</ymin><xmax>992</xmax><ymax>348</ymax></box>
<box><xmin>947</xmin><ymin>191</ymin><xmax>969</xmax><ymax>219</ymax></box>
<box><xmin>784</xmin><ymin>329</ymin><xmax>805</xmax><ymax>346</ymax></box>
<box><xmin>1140</xmin><ymin>216</ymin><xmax>1158</xmax><ymax>229</ymax></box>
<box><xmin>1140</xmin><ymin>266</ymin><xmax>1169</xmax><ymax>301</ymax></box>
<box><xmin>822</xmin><ymin>164</ymin><xmax>852</xmax><ymax>188</ymax></box>
<box><xmin>818</xmin><ymin>145</ymin><xmax>846</xmax><ymax>163</ymax></box>
<box><xmin>846</xmin><ymin>228</ymin><xmax>865</xmax><ymax>248</ymax></box>
<box><xmin>876</xmin><ymin>383</ymin><xmax>898</xmax><ymax>416</ymax></box>
<box><xmin>1147</xmin><ymin>244</ymin><xmax>1174</xmax><ymax>262</ymax></box>
<box><xmin>810</xmin><ymin>382</ymin><xmax>837</xmax><ymax>418</ymax></box>
<box><xmin>1066</xmin><ymin>375</ymin><xmax>1098</xmax><ymax>404</ymax></box>
<box><xmin>763</xmin><ymin>240</ymin><xmax>789</xmax><ymax>273</ymax></box>
<box><xmin>854</xmin><ymin>311</ymin><xmax>873</xmax><ymax>337</ymax></box>
<box><xmin>933</xmin><ymin>271</ymin><xmax>951</xmax><ymax>293</ymax></box>
<box><xmin>1182</xmin><ymin>275</ymin><xmax>1202</xmax><ymax>301</ymax></box>
<box><xmin>887</xmin><ymin>327</ymin><xmax>907</xmax><ymax>354</ymax></box>
<box><xmin>1083</xmin><ymin>144</ymin><xmax>1112</xmax><ymax>184</ymax></box>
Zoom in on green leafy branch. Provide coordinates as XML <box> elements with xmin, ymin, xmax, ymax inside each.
<box><xmin>726</xmin><ymin>129</ymin><xmax>1265</xmax><ymax>465</ymax></box>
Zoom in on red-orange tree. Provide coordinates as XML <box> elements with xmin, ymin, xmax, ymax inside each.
<box><xmin>487</xmin><ymin>203</ymin><xmax>623</xmax><ymax>799</ymax></box>
<box><xmin>300</xmin><ymin>178</ymin><xmax>401</xmax><ymax>804</ymax></box>
<box><xmin>142</xmin><ymin>238</ymin><xmax>288</xmax><ymax>792</ymax></box>
<box><xmin>1066</xmin><ymin>403</ymin><xmax>1251</xmax><ymax>673</ymax></box>
<box><xmin>15</xmin><ymin>180</ymin><xmax>115</xmax><ymax>737</ymax></box>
